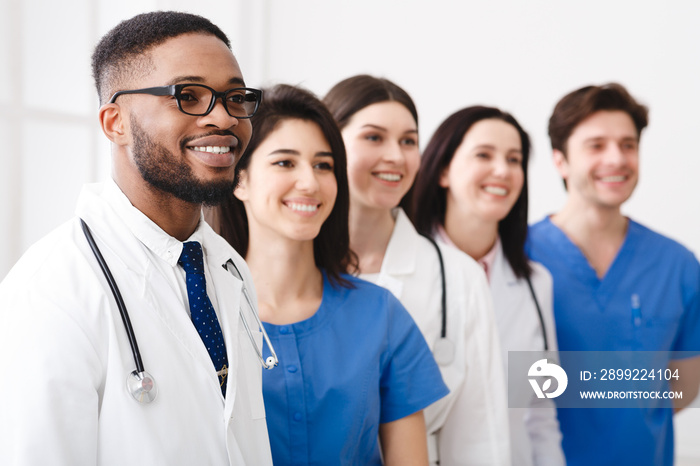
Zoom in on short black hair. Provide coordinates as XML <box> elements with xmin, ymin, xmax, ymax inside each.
<box><xmin>91</xmin><ymin>11</ymin><xmax>231</xmax><ymax>104</ymax></box>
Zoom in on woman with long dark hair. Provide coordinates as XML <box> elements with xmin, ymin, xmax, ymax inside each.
<box><xmin>413</xmin><ymin>106</ymin><xmax>564</xmax><ymax>465</ymax></box>
<box><xmin>209</xmin><ymin>84</ymin><xmax>447</xmax><ymax>465</ymax></box>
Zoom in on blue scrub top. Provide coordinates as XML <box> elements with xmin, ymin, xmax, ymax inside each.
<box><xmin>262</xmin><ymin>272</ymin><xmax>449</xmax><ymax>466</ymax></box>
<box><xmin>527</xmin><ymin>217</ymin><xmax>700</xmax><ymax>466</ymax></box>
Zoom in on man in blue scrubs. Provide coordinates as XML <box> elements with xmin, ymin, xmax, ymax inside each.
<box><xmin>527</xmin><ymin>83</ymin><xmax>700</xmax><ymax>466</ymax></box>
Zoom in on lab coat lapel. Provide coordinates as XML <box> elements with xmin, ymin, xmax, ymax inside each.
<box><xmin>377</xmin><ymin>209</ymin><xmax>419</xmax><ymax>300</ymax></box>
<box><xmin>207</xmin><ymin>248</ymin><xmax>243</xmax><ymax>417</ymax></box>
<box><xmin>77</xmin><ymin>183</ymin><xmax>230</xmax><ymax>399</ymax></box>
<box><xmin>140</xmin><ymin>262</ymin><xmax>225</xmax><ymax>384</ymax></box>
<box><xmin>75</xmin><ymin>183</ymin><xmax>149</xmax><ymax>277</ymax></box>
<box><xmin>489</xmin><ymin>244</ymin><xmax>521</xmax><ymax>316</ymax></box>
<box><xmin>79</xmin><ymin>211</ymin><xmax>187</xmax><ymax>364</ymax></box>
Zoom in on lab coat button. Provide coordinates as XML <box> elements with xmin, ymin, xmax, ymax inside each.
<box><xmin>293</xmin><ymin>412</ymin><xmax>302</xmax><ymax>422</ymax></box>
<box><xmin>287</xmin><ymin>365</ymin><xmax>297</xmax><ymax>373</ymax></box>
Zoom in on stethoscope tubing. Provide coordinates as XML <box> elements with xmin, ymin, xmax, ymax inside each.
<box><xmin>224</xmin><ymin>260</ymin><xmax>279</xmax><ymax>369</ymax></box>
<box><xmin>80</xmin><ymin>218</ymin><xmax>278</xmax><ymax>404</ymax></box>
<box><xmin>81</xmin><ymin>219</ymin><xmax>146</xmax><ymax>374</ymax></box>
<box><xmin>525</xmin><ymin>274</ymin><xmax>549</xmax><ymax>351</ymax></box>
<box><xmin>423</xmin><ymin>234</ymin><xmax>549</xmax><ymax>352</ymax></box>
<box><xmin>422</xmin><ymin>235</ymin><xmax>447</xmax><ymax>339</ymax></box>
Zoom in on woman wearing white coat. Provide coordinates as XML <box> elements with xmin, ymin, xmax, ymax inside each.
<box><xmin>324</xmin><ymin>76</ymin><xmax>510</xmax><ymax>466</ymax></box>
<box><xmin>413</xmin><ymin>106</ymin><xmax>565</xmax><ymax>466</ymax></box>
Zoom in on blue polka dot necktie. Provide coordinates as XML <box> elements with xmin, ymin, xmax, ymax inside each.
<box><xmin>179</xmin><ymin>241</ymin><xmax>228</xmax><ymax>397</ymax></box>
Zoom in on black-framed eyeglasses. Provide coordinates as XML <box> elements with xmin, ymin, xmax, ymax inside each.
<box><xmin>108</xmin><ymin>84</ymin><xmax>262</xmax><ymax>119</ymax></box>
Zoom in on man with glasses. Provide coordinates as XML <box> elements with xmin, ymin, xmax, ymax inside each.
<box><xmin>0</xmin><ymin>11</ymin><xmax>273</xmax><ymax>465</ymax></box>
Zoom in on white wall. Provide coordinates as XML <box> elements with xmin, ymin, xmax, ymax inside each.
<box><xmin>252</xmin><ymin>0</ymin><xmax>700</xmax><ymax>256</ymax></box>
<box><xmin>2</xmin><ymin>0</ymin><xmax>698</xmax><ymax>461</ymax></box>
<box><xmin>3</xmin><ymin>1</ymin><xmax>698</xmax><ymax>272</ymax></box>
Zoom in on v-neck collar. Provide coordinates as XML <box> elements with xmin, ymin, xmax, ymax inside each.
<box><xmin>380</xmin><ymin>208</ymin><xmax>419</xmax><ymax>276</ymax></box>
<box><xmin>543</xmin><ymin>216</ymin><xmax>639</xmax><ymax>306</ymax></box>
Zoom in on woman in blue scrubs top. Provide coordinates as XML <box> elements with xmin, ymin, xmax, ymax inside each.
<box><xmin>209</xmin><ymin>84</ymin><xmax>448</xmax><ymax>465</ymax></box>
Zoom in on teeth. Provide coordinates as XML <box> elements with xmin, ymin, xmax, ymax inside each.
<box><xmin>288</xmin><ymin>203</ymin><xmax>319</xmax><ymax>212</ymax></box>
<box><xmin>191</xmin><ymin>146</ymin><xmax>231</xmax><ymax>154</ymax></box>
<box><xmin>600</xmin><ymin>175</ymin><xmax>626</xmax><ymax>182</ymax></box>
<box><xmin>375</xmin><ymin>173</ymin><xmax>401</xmax><ymax>182</ymax></box>
<box><xmin>484</xmin><ymin>186</ymin><xmax>508</xmax><ymax>196</ymax></box>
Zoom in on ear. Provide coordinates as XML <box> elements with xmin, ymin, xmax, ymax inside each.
<box><xmin>552</xmin><ymin>149</ymin><xmax>569</xmax><ymax>179</ymax></box>
<box><xmin>438</xmin><ymin>165</ymin><xmax>451</xmax><ymax>189</ymax></box>
<box><xmin>98</xmin><ymin>103</ymin><xmax>129</xmax><ymax>146</ymax></box>
<box><xmin>233</xmin><ymin>169</ymin><xmax>249</xmax><ymax>201</ymax></box>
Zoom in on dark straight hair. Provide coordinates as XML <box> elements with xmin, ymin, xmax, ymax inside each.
<box><xmin>412</xmin><ymin>106</ymin><xmax>533</xmax><ymax>279</ymax></box>
<box><xmin>323</xmin><ymin>74</ymin><xmax>419</xmax><ymax>215</ymax></box>
<box><xmin>212</xmin><ymin>84</ymin><xmax>356</xmax><ymax>287</ymax></box>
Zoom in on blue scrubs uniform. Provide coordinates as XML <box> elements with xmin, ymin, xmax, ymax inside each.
<box><xmin>262</xmin><ymin>272</ymin><xmax>449</xmax><ymax>465</ymax></box>
<box><xmin>527</xmin><ymin>217</ymin><xmax>700</xmax><ymax>466</ymax></box>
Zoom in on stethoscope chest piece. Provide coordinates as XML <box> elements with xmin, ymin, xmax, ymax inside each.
<box><xmin>127</xmin><ymin>370</ymin><xmax>157</xmax><ymax>404</ymax></box>
<box><xmin>433</xmin><ymin>337</ymin><xmax>455</xmax><ymax>366</ymax></box>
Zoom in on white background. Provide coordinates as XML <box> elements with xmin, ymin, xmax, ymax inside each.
<box><xmin>1</xmin><ymin>0</ymin><xmax>698</xmax><ymax>462</ymax></box>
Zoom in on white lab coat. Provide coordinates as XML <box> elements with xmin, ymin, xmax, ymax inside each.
<box><xmin>0</xmin><ymin>181</ymin><xmax>272</xmax><ymax>465</ymax></box>
<box><xmin>489</xmin><ymin>243</ymin><xmax>565</xmax><ymax>466</ymax></box>
<box><xmin>361</xmin><ymin>209</ymin><xmax>510</xmax><ymax>466</ymax></box>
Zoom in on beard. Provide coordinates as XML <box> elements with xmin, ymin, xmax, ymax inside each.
<box><xmin>130</xmin><ymin>116</ymin><xmax>235</xmax><ymax>206</ymax></box>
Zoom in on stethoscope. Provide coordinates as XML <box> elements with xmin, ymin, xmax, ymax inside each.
<box><xmin>421</xmin><ymin>235</ymin><xmax>549</xmax><ymax>367</ymax></box>
<box><xmin>80</xmin><ymin>219</ymin><xmax>278</xmax><ymax>404</ymax></box>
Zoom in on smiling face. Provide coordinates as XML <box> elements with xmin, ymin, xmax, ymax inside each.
<box><xmin>555</xmin><ymin>110</ymin><xmax>639</xmax><ymax>210</ymax></box>
<box><xmin>110</xmin><ymin>33</ymin><xmax>252</xmax><ymax>205</ymax></box>
<box><xmin>234</xmin><ymin>118</ymin><xmax>337</xmax><ymax>244</ymax></box>
<box><xmin>341</xmin><ymin>101</ymin><xmax>420</xmax><ymax>211</ymax></box>
<box><xmin>440</xmin><ymin>118</ymin><xmax>524</xmax><ymax>225</ymax></box>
